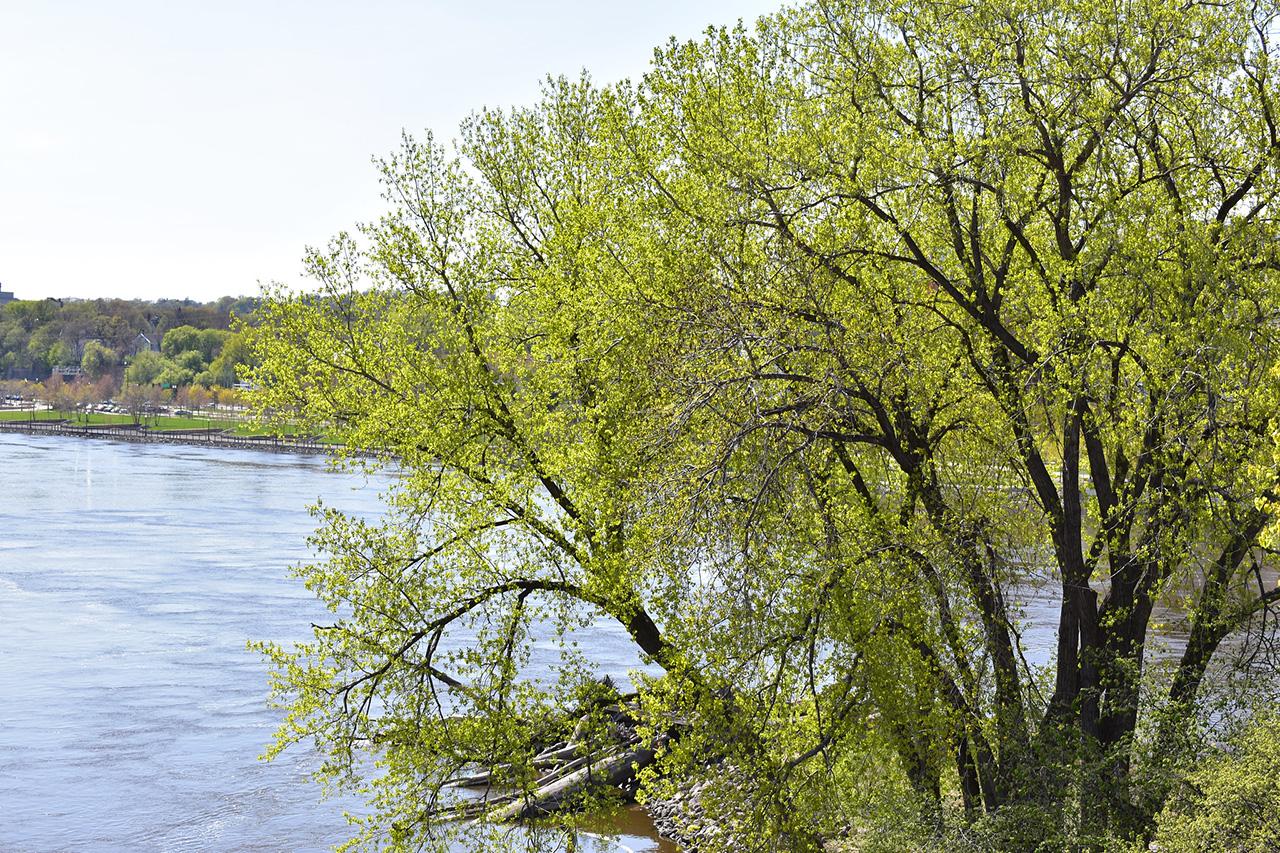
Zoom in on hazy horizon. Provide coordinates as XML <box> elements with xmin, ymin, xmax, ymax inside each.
<box><xmin>1</xmin><ymin>1</ymin><xmax>780</xmax><ymax>304</ymax></box>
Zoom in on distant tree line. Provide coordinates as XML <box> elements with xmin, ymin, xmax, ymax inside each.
<box><xmin>0</xmin><ymin>295</ymin><xmax>259</xmax><ymax>382</ymax></box>
<box><xmin>123</xmin><ymin>325</ymin><xmax>254</xmax><ymax>389</ymax></box>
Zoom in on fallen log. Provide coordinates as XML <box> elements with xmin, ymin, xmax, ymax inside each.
<box><xmin>479</xmin><ymin>745</ymin><xmax>657</xmax><ymax>823</ymax></box>
<box><xmin>446</xmin><ymin>749</ymin><xmax>592</xmax><ymax>790</ymax></box>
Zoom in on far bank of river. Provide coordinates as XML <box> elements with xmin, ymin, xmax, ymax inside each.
<box><xmin>0</xmin><ymin>432</ymin><xmax>668</xmax><ymax>852</ymax></box>
<box><xmin>0</xmin><ymin>416</ymin><xmax>333</xmax><ymax>456</ymax></box>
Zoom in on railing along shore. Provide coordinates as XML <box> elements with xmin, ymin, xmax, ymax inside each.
<box><xmin>0</xmin><ymin>418</ymin><xmax>333</xmax><ymax>455</ymax></box>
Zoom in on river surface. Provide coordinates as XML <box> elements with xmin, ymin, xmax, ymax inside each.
<box><xmin>4</xmin><ymin>431</ymin><xmax>1269</xmax><ymax>852</ymax></box>
<box><xmin>0</xmin><ymin>433</ymin><xmax>670</xmax><ymax>853</ymax></box>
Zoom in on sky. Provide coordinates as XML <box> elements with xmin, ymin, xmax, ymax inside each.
<box><xmin>0</xmin><ymin>1</ymin><xmax>783</xmax><ymax>303</ymax></box>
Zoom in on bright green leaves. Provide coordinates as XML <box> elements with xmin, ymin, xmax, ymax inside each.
<box><xmin>1153</xmin><ymin>711</ymin><xmax>1280</xmax><ymax>852</ymax></box>
<box><xmin>251</xmin><ymin>0</ymin><xmax>1280</xmax><ymax>849</ymax></box>
<box><xmin>249</xmin><ymin>72</ymin><xmax>693</xmax><ymax>853</ymax></box>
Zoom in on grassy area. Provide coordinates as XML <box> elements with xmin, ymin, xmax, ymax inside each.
<box><xmin>0</xmin><ymin>408</ymin><xmax>68</xmax><ymax>422</ymax></box>
<box><xmin>227</xmin><ymin>421</ymin><xmax>307</xmax><ymax>436</ymax></box>
<box><xmin>148</xmin><ymin>416</ymin><xmax>226</xmax><ymax>430</ymax></box>
<box><xmin>1</xmin><ymin>408</ymin><xmax>226</xmax><ymax>430</ymax></box>
<box><xmin>0</xmin><ymin>407</ymin><xmax>326</xmax><ymax>440</ymax></box>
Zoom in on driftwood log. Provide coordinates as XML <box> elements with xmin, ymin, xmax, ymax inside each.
<box><xmin>482</xmin><ymin>745</ymin><xmax>657</xmax><ymax>822</ymax></box>
<box><xmin>435</xmin><ymin>697</ymin><xmax>668</xmax><ymax>827</ymax></box>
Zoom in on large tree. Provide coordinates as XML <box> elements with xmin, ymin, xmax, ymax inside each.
<box><xmin>251</xmin><ymin>0</ymin><xmax>1280</xmax><ymax>849</ymax></box>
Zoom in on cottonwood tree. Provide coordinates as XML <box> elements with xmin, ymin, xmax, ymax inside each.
<box><xmin>250</xmin><ymin>94</ymin><xmax>731</xmax><ymax>849</ymax></box>
<box><xmin>629</xmin><ymin>0</ymin><xmax>1280</xmax><ymax>841</ymax></box>
<box><xmin>250</xmin><ymin>0</ymin><xmax>1280</xmax><ymax>849</ymax></box>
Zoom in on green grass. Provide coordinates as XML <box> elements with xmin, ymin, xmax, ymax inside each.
<box><xmin>0</xmin><ymin>407</ymin><xmax>329</xmax><ymax>440</ymax></box>
<box><xmin>0</xmin><ymin>407</ymin><xmax>338</xmax><ymax>444</ymax></box>
<box><xmin>0</xmin><ymin>408</ymin><xmax>67</xmax><ymax>422</ymax></box>
<box><xmin>0</xmin><ymin>408</ymin><xmax>222</xmax><ymax>429</ymax></box>
<box><xmin>228</xmin><ymin>421</ymin><xmax>306</xmax><ymax>436</ymax></box>
<box><xmin>148</xmin><ymin>416</ymin><xmax>225</xmax><ymax>430</ymax></box>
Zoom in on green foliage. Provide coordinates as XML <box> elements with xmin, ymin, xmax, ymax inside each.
<box><xmin>1153</xmin><ymin>712</ymin><xmax>1280</xmax><ymax>853</ymax></box>
<box><xmin>154</xmin><ymin>363</ymin><xmax>195</xmax><ymax>389</ymax></box>
<box><xmin>173</xmin><ymin>349</ymin><xmax>205</xmax><ymax>372</ymax></box>
<box><xmin>161</xmin><ymin>324</ymin><xmax>230</xmax><ymax>363</ymax></box>
<box><xmin>121</xmin><ymin>324</ymin><xmax>250</xmax><ymax>391</ymax></box>
<box><xmin>123</xmin><ymin>349</ymin><xmax>168</xmax><ymax>386</ymax></box>
<box><xmin>145</xmin><ymin>323</ymin><xmax>251</xmax><ymax>390</ymax></box>
<box><xmin>121</xmin><ymin>350</ymin><xmax>198</xmax><ymax>389</ymax></box>
<box><xmin>79</xmin><ymin>339</ymin><xmax>116</xmax><ymax>379</ymax></box>
<box><xmin>203</xmin><ymin>331</ymin><xmax>251</xmax><ymax>387</ymax></box>
<box><xmin>248</xmin><ymin>0</ymin><xmax>1280</xmax><ymax>850</ymax></box>
<box><xmin>160</xmin><ymin>325</ymin><xmax>202</xmax><ymax>359</ymax></box>
<box><xmin>0</xmin><ymin>296</ymin><xmax>246</xmax><ymax>381</ymax></box>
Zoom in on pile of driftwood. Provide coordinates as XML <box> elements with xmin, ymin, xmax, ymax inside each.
<box><xmin>430</xmin><ymin>693</ymin><xmax>851</xmax><ymax>853</ymax></box>
<box><xmin>438</xmin><ymin>701</ymin><xmax>665</xmax><ymax>825</ymax></box>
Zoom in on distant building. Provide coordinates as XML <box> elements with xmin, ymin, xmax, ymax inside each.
<box><xmin>132</xmin><ymin>333</ymin><xmax>157</xmax><ymax>355</ymax></box>
<box><xmin>0</xmin><ymin>283</ymin><xmax>14</xmax><ymax>305</ymax></box>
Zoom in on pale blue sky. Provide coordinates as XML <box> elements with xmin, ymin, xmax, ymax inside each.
<box><xmin>1</xmin><ymin>1</ymin><xmax>782</xmax><ymax>302</ymax></box>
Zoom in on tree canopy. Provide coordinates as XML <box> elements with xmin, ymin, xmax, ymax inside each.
<box><xmin>0</xmin><ymin>295</ymin><xmax>257</xmax><ymax>382</ymax></box>
<box><xmin>250</xmin><ymin>0</ymin><xmax>1280</xmax><ymax>849</ymax></box>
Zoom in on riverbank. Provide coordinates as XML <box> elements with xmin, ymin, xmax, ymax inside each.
<box><xmin>0</xmin><ymin>417</ymin><xmax>334</xmax><ymax>456</ymax></box>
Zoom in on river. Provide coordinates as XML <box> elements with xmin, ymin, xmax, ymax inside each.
<box><xmin>0</xmin><ymin>433</ymin><xmax>670</xmax><ymax>852</ymax></box>
<box><xmin>4</xmin><ymin>430</ymin><xmax>1268</xmax><ymax>852</ymax></box>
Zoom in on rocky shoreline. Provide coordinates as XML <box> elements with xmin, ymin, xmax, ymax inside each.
<box><xmin>646</xmin><ymin>782</ymin><xmax>733</xmax><ymax>852</ymax></box>
<box><xmin>644</xmin><ymin>771</ymin><xmax>847</xmax><ymax>853</ymax></box>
